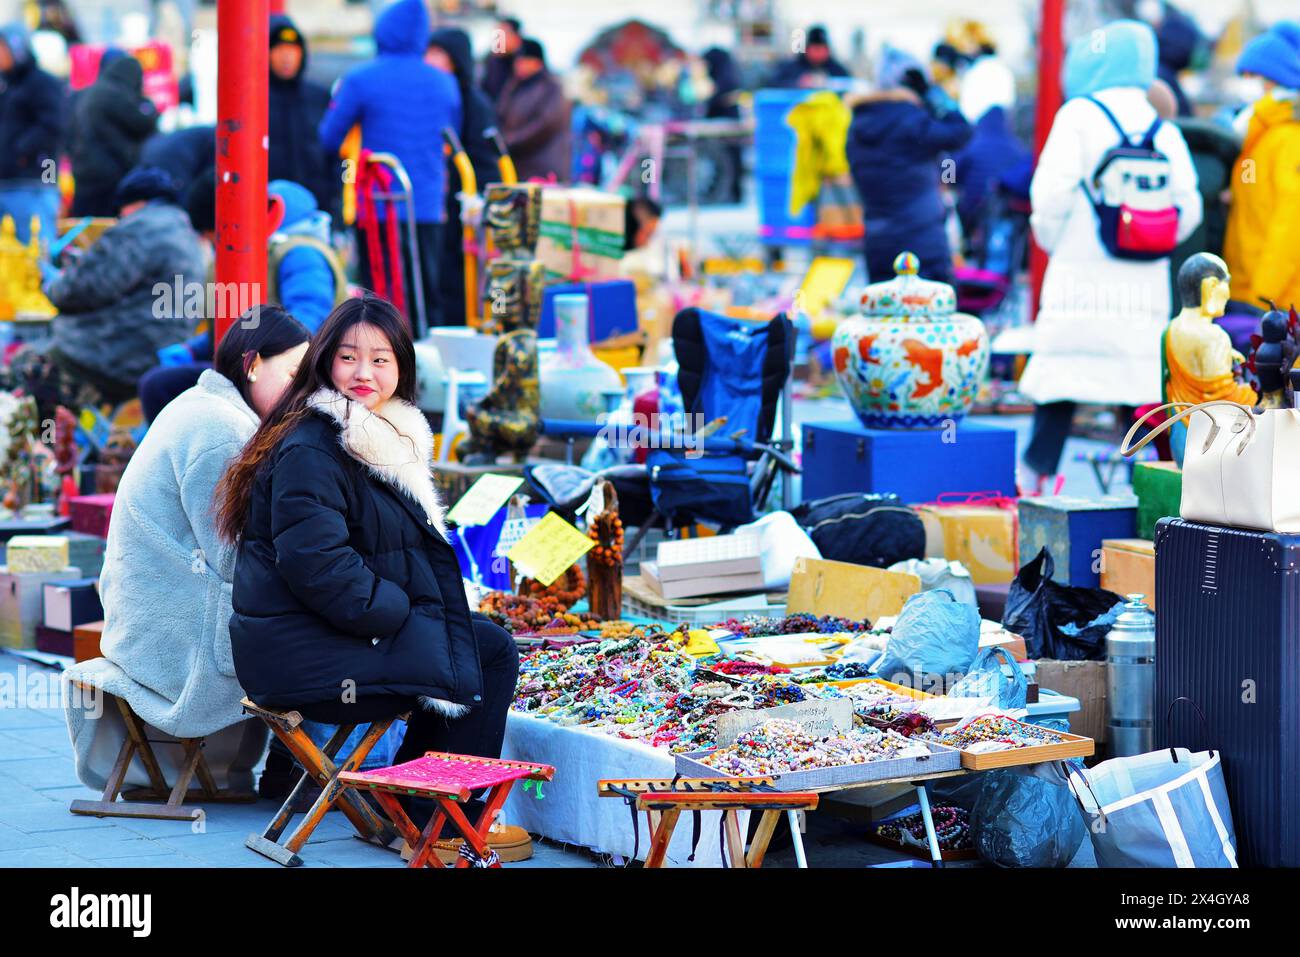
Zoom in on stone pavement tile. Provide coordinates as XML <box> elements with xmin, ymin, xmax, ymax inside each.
<box><xmin>0</xmin><ymin>708</ymin><xmax>65</xmax><ymax>730</ymax></box>
<box><xmin>0</xmin><ymin>820</ymin><xmax>51</xmax><ymax>852</ymax></box>
<box><xmin>0</xmin><ymin>755</ymin><xmax>84</xmax><ymax>789</ymax></box>
<box><xmin>0</xmin><ymin>730</ymin><xmax>60</xmax><ymax>760</ymax></box>
<box><xmin>0</xmin><ymin>801</ymin><xmax>119</xmax><ymax>834</ymax></box>
<box><xmin>94</xmin><ymin>854</ymin><xmax>208</xmax><ymax>868</ymax></box>
<box><xmin>42</xmin><ymin>828</ymin><xmax>175</xmax><ymax>860</ymax></box>
<box><xmin>114</xmin><ymin>804</ymin><xmax>267</xmax><ymax>839</ymax></box>
<box><xmin>5</xmin><ymin>723</ymin><xmax>72</xmax><ymax>751</ymax></box>
<box><xmin>147</xmin><ymin>835</ymin><xmax>290</xmax><ymax>868</ymax></box>
<box><xmin>0</xmin><ymin>846</ymin><xmax>103</xmax><ymax>868</ymax></box>
<box><xmin>0</xmin><ymin>774</ymin><xmax>49</xmax><ymax>805</ymax></box>
<box><xmin>293</xmin><ymin>835</ymin><xmax>399</xmax><ymax>868</ymax></box>
<box><xmin>38</xmin><ymin>784</ymin><xmax>102</xmax><ymax>805</ymax></box>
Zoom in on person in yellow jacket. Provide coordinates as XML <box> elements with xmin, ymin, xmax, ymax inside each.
<box><xmin>1223</xmin><ymin>22</ymin><xmax>1300</xmax><ymax>312</ymax></box>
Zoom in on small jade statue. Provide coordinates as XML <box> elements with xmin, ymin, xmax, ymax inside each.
<box><xmin>1164</xmin><ymin>253</ymin><xmax>1257</xmax><ymax>464</ymax></box>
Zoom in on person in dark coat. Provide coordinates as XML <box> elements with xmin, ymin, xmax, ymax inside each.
<box><xmin>481</xmin><ymin>16</ymin><xmax>522</xmax><ymax>103</ymax></box>
<box><xmin>497</xmin><ymin>38</ymin><xmax>570</xmax><ymax>183</ymax></box>
<box><xmin>1139</xmin><ymin>0</ymin><xmax>1204</xmax><ymax>118</ymax></box>
<box><xmin>952</xmin><ymin>56</ymin><xmax>1030</xmax><ymax>243</ymax></box>
<box><xmin>319</xmin><ymin>0</ymin><xmax>462</xmax><ymax>329</ymax></box>
<box><xmin>0</xmin><ymin>23</ymin><xmax>64</xmax><ymax>245</ymax></box>
<box><xmin>703</xmin><ymin>47</ymin><xmax>744</xmax><ymax>204</ymax></box>
<box><xmin>268</xmin><ymin>15</ymin><xmax>337</xmax><ymax>219</ymax></box>
<box><xmin>70</xmin><ymin>55</ymin><xmax>159</xmax><ymax>216</ymax></box>
<box><xmin>140</xmin><ymin>124</ymin><xmax>216</xmax><ymax>198</ymax></box>
<box><xmin>846</xmin><ymin>49</ymin><xmax>972</xmax><ymax>283</ymax></box>
<box><xmin>428</xmin><ymin>27</ymin><xmax>499</xmax><ymax>328</ymax></box>
<box><xmin>767</xmin><ymin>25</ymin><xmax>851</xmax><ymax>89</ymax></box>
<box><xmin>217</xmin><ymin>295</ymin><xmax>518</xmax><ymax>842</ymax></box>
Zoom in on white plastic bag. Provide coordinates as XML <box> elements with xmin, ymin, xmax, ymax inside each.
<box><xmin>889</xmin><ymin>557</ymin><xmax>978</xmax><ymax>608</ymax></box>
<box><xmin>734</xmin><ymin>511</ymin><xmax>820</xmax><ymax>589</ymax></box>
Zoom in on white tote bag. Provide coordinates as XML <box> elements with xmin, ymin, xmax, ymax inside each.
<box><xmin>1121</xmin><ymin>400</ymin><xmax>1300</xmax><ymax>533</ymax></box>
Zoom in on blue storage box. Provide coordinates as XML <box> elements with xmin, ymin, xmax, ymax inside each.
<box><xmin>800</xmin><ymin>419</ymin><xmax>1016</xmax><ymax>504</ymax></box>
<box><xmin>1018</xmin><ymin>495</ymin><xmax>1137</xmax><ymax>588</ymax></box>
<box><xmin>538</xmin><ymin>280</ymin><xmax>638</xmax><ymax>342</ymax></box>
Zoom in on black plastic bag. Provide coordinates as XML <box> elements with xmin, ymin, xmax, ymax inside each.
<box><xmin>790</xmin><ymin>493</ymin><xmax>925</xmax><ymax>568</ymax></box>
<box><xmin>1002</xmin><ymin>547</ymin><xmax>1123</xmax><ymax>660</ymax></box>
<box><xmin>970</xmin><ymin>768</ymin><xmax>1086</xmax><ymax>868</ymax></box>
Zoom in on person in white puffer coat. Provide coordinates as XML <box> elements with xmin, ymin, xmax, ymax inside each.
<box><xmin>1020</xmin><ymin>19</ymin><xmax>1202</xmax><ymax>485</ymax></box>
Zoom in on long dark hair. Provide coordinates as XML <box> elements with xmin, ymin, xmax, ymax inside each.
<box><xmin>215</xmin><ymin>294</ymin><xmax>417</xmax><ymax>543</ymax></box>
<box><xmin>213</xmin><ymin>305</ymin><xmax>311</xmax><ymax>409</ymax></box>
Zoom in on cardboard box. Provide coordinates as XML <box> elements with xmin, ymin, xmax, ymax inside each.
<box><xmin>43</xmin><ymin>578</ymin><xmax>103</xmax><ymax>632</ymax></box>
<box><xmin>786</xmin><ymin>557</ymin><xmax>921</xmax><ymax>624</ymax></box>
<box><xmin>1018</xmin><ymin>495</ymin><xmax>1137</xmax><ymax>588</ymax></box>
<box><xmin>1133</xmin><ymin>461</ymin><xmax>1181</xmax><ymax>539</ymax></box>
<box><xmin>5</xmin><ymin>535</ymin><xmax>69</xmax><ymax>573</ymax></box>
<box><xmin>69</xmin><ymin>494</ymin><xmax>115</xmax><ymax>538</ymax></box>
<box><xmin>915</xmin><ymin>504</ymin><xmax>1018</xmax><ymax>585</ymax></box>
<box><xmin>73</xmin><ymin>620</ymin><xmax>104</xmax><ymax>663</ymax></box>
<box><xmin>1034</xmin><ymin>659</ymin><xmax>1108</xmax><ymax>746</ymax></box>
<box><xmin>535</xmin><ymin>188</ymin><xmax>625</xmax><ymax>283</ymax></box>
<box><xmin>1101</xmin><ymin>538</ymin><xmax>1156</xmax><ymax>610</ymax></box>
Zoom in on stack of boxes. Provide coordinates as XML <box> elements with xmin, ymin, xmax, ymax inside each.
<box><xmin>0</xmin><ymin>494</ymin><xmax>113</xmax><ymax>655</ymax></box>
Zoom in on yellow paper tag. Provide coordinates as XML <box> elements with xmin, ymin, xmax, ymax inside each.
<box><xmin>447</xmin><ymin>473</ymin><xmax>525</xmax><ymax>527</ymax></box>
<box><xmin>684</xmin><ymin>629</ymin><xmax>721</xmax><ymax>657</ymax></box>
<box><xmin>507</xmin><ymin>512</ymin><xmax>594</xmax><ymax>587</ymax></box>
<box><xmin>798</xmin><ymin>257</ymin><xmax>855</xmax><ymax>316</ymax></box>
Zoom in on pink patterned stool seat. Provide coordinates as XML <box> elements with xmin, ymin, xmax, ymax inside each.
<box><xmin>338</xmin><ymin>752</ymin><xmax>554</xmax><ymax>868</ymax></box>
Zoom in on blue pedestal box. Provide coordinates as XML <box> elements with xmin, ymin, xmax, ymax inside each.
<box><xmin>800</xmin><ymin>419</ymin><xmax>1017</xmax><ymax>504</ymax></box>
<box><xmin>1017</xmin><ymin>495</ymin><xmax>1138</xmax><ymax>588</ymax></box>
<box><xmin>538</xmin><ymin>280</ymin><xmax>638</xmax><ymax>342</ymax></box>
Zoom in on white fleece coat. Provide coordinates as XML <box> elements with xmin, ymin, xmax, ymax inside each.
<box><xmin>1019</xmin><ymin>87</ymin><xmax>1203</xmax><ymax>406</ymax></box>
<box><xmin>64</xmin><ymin>371</ymin><xmax>268</xmax><ymax>791</ymax></box>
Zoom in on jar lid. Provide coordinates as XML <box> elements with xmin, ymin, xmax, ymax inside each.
<box><xmin>1111</xmin><ymin>594</ymin><xmax>1155</xmax><ymax>631</ymax></box>
<box><xmin>860</xmin><ymin>251</ymin><xmax>957</xmax><ymax>318</ymax></box>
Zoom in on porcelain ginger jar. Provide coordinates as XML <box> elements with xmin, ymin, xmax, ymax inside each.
<box><xmin>831</xmin><ymin>252</ymin><xmax>989</xmax><ymax>429</ymax></box>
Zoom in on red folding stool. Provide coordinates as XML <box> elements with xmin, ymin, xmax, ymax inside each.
<box><xmin>338</xmin><ymin>752</ymin><xmax>554</xmax><ymax>868</ymax></box>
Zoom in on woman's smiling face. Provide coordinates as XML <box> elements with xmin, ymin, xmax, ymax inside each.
<box><xmin>331</xmin><ymin>322</ymin><xmax>398</xmax><ymax>409</ymax></box>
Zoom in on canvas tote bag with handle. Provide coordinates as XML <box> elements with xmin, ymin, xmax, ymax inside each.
<box><xmin>1121</xmin><ymin>400</ymin><xmax>1300</xmax><ymax>533</ymax></box>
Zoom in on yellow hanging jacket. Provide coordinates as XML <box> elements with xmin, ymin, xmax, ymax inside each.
<box><xmin>1223</xmin><ymin>93</ymin><xmax>1300</xmax><ymax>311</ymax></box>
<box><xmin>786</xmin><ymin>92</ymin><xmax>851</xmax><ymax>217</ymax></box>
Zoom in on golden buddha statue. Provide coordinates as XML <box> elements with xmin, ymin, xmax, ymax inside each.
<box><xmin>1163</xmin><ymin>253</ymin><xmax>1257</xmax><ymax>462</ymax></box>
<box><xmin>13</xmin><ymin>216</ymin><xmax>56</xmax><ymax>319</ymax></box>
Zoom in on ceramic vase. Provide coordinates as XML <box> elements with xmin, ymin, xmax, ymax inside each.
<box><xmin>831</xmin><ymin>251</ymin><xmax>990</xmax><ymax>429</ymax></box>
<box><xmin>539</xmin><ymin>293</ymin><xmax>623</xmax><ymax>421</ymax></box>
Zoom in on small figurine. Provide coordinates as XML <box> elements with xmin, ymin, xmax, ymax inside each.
<box><xmin>1250</xmin><ymin>302</ymin><xmax>1299</xmax><ymax>410</ymax></box>
<box><xmin>1164</xmin><ymin>253</ymin><xmax>1257</xmax><ymax>463</ymax></box>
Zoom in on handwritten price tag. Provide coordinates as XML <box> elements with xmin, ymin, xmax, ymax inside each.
<box><xmin>447</xmin><ymin>473</ymin><xmax>525</xmax><ymax>527</ymax></box>
<box><xmin>507</xmin><ymin>512</ymin><xmax>594</xmax><ymax>587</ymax></box>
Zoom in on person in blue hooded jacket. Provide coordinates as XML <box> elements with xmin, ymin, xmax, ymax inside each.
<box><xmin>318</xmin><ymin>0</ymin><xmax>461</xmax><ymax>329</ymax></box>
<box><xmin>846</xmin><ymin>47</ymin><xmax>972</xmax><ymax>283</ymax></box>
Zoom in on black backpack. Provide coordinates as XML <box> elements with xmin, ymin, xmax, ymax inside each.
<box><xmin>790</xmin><ymin>493</ymin><xmax>926</xmax><ymax>568</ymax></box>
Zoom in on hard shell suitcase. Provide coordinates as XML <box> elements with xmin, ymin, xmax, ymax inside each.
<box><xmin>1154</xmin><ymin>517</ymin><xmax>1300</xmax><ymax>867</ymax></box>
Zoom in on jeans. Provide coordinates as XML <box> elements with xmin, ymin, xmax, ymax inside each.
<box><xmin>0</xmin><ymin>181</ymin><xmax>61</xmax><ymax>256</ymax></box>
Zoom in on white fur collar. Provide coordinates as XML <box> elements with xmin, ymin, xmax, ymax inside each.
<box><xmin>307</xmin><ymin>388</ymin><xmax>447</xmax><ymax>538</ymax></box>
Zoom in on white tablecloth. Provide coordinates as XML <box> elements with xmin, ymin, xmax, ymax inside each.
<box><xmin>502</xmin><ymin>712</ymin><xmax>739</xmax><ymax>867</ymax></box>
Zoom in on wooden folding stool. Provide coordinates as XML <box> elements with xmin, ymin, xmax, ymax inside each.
<box><xmin>338</xmin><ymin>751</ymin><xmax>554</xmax><ymax>868</ymax></box>
<box><xmin>598</xmin><ymin>777</ymin><xmax>820</xmax><ymax>868</ymax></box>
<box><xmin>69</xmin><ymin>682</ymin><xmax>256</xmax><ymax>822</ymax></box>
<box><xmin>241</xmin><ymin>697</ymin><xmax>406</xmax><ymax>866</ymax></box>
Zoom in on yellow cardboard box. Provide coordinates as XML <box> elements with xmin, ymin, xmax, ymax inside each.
<box><xmin>915</xmin><ymin>505</ymin><xmax>1017</xmax><ymax>585</ymax></box>
<box><xmin>1100</xmin><ymin>538</ymin><xmax>1156</xmax><ymax>610</ymax></box>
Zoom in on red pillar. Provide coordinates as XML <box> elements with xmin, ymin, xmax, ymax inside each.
<box><xmin>214</xmin><ymin>0</ymin><xmax>269</xmax><ymax>345</ymax></box>
<box><xmin>1029</xmin><ymin>0</ymin><xmax>1065</xmax><ymax>322</ymax></box>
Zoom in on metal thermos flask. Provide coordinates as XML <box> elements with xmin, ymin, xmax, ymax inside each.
<box><xmin>1106</xmin><ymin>594</ymin><xmax>1156</xmax><ymax>757</ymax></box>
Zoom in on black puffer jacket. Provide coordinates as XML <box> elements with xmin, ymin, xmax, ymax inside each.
<box><xmin>229</xmin><ymin>388</ymin><xmax>483</xmax><ymax>713</ymax></box>
<box><xmin>0</xmin><ymin>25</ymin><xmax>64</xmax><ymax>180</ymax></box>
<box><xmin>70</xmin><ymin>56</ymin><xmax>158</xmax><ymax>210</ymax></box>
<box><xmin>268</xmin><ymin>14</ymin><xmax>337</xmax><ymax>218</ymax></box>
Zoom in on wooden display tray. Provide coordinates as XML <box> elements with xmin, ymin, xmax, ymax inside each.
<box><xmin>941</xmin><ymin>723</ymin><xmax>1095</xmax><ymax>770</ymax></box>
<box><xmin>675</xmin><ymin>740</ymin><xmax>961</xmax><ymax>791</ymax></box>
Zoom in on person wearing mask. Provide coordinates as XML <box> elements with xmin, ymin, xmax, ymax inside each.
<box><xmin>497</xmin><ymin>38</ymin><xmax>570</xmax><ymax>183</ymax></box>
<box><xmin>846</xmin><ymin>48</ymin><xmax>972</xmax><ymax>283</ymax></box>
<box><xmin>703</xmin><ymin>47</ymin><xmax>744</xmax><ymax>204</ymax></box>
<box><xmin>1222</xmin><ymin>21</ymin><xmax>1300</xmax><ymax>316</ymax></box>
<box><xmin>65</xmin><ymin>308</ymin><xmax>311</xmax><ymax>799</ymax></box>
<box><xmin>953</xmin><ymin>56</ymin><xmax>1030</xmax><ymax>243</ymax></box>
<box><xmin>69</xmin><ymin>53</ymin><xmax>159</xmax><ymax>216</ymax></box>
<box><xmin>217</xmin><ymin>295</ymin><xmax>529</xmax><ymax>863</ymax></box>
<box><xmin>427</xmin><ymin>27</ymin><xmax>499</xmax><ymax>328</ymax></box>
<box><xmin>1</xmin><ymin>167</ymin><xmax>205</xmax><ymax>422</ymax></box>
<box><xmin>768</xmin><ymin>25</ymin><xmax>851</xmax><ymax>89</ymax></box>
<box><xmin>319</xmin><ymin>0</ymin><xmax>461</xmax><ymax>328</ymax></box>
<box><xmin>0</xmin><ymin>23</ymin><xmax>64</xmax><ymax>247</ymax></box>
<box><xmin>1019</xmin><ymin>20</ymin><xmax>1201</xmax><ymax>488</ymax></box>
<box><xmin>482</xmin><ymin>16</ymin><xmax>522</xmax><ymax>103</ymax></box>
<box><xmin>268</xmin><ymin>15</ymin><xmax>336</xmax><ymax>219</ymax></box>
